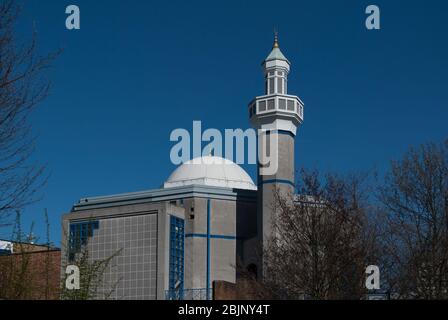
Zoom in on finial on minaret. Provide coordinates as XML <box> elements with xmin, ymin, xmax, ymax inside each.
<box><xmin>273</xmin><ymin>29</ymin><xmax>279</xmax><ymax>48</ymax></box>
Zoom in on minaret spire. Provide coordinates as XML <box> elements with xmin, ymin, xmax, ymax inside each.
<box><xmin>273</xmin><ymin>29</ymin><xmax>279</xmax><ymax>48</ymax></box>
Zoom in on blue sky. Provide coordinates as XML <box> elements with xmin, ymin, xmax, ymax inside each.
<box><xmin>4</xmin><ymin>0</ymin><xmax>447</xmax><ymax>244</ymax></box>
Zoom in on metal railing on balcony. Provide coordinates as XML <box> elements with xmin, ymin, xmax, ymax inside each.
<box><xmin>165</xmin><ymin>288</ymin><xmax>213</xmax><ymax>300</ymax></box>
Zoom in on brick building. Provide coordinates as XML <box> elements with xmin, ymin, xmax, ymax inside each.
<box><xmin>0</xmin><ymin>239</ymin><xmax>61</xmax><ymax>300</ymax></box>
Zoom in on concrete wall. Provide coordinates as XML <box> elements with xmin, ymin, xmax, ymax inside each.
<box><xmin>183</xmin><ymin>198</ymin><xmax>237</xmax><ymax>291</ymax></box>
<box><xmin>62</xmin><ymin>185</ymin><xmax>257</xmax><ymax>300</ymax></box>
<box><xmin>258</xmin><ymin>132</ymin><xmax>295</xmax><ymax>277</ymax></box>
<box><xmin>183</xmin><ymin>196</ymin><xmax>257</xmax><ymax>292</ymax></box>
<box><xmin>258</xmin><ymin>133</ymin><xmax>294</xmax><ymax>240</ymax></box>
<box><xmin>210</xmin><ymin>199</ymin><xmax>237</xmax><ymax>285</ymax></box>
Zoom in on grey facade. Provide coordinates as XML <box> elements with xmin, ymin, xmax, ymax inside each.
<box><xmin>62</xmin><ymin>185</ymin><xmax>257</xmax><ymax>300</ymax></box>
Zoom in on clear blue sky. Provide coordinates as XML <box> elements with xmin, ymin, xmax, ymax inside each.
<box><xmin>5</xmin><ymin>0</ymin><xmax>447</xmax><ymax>245</ymax></box>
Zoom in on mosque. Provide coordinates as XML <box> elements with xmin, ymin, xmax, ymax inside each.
<box><xmin>61</xmin><ymin>34</ymin><xmax>304</xmax><ymax>300</ymax></box>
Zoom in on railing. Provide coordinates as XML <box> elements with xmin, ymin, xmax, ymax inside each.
<box><xmin>249</xmin><ymin>94</ymin><xmax>304</xmax><ymax>120</ymax></box>
<box><xmin>165</xmin><ymin>288</ymin><xmax>213</xmax><ymax>300</ymax></box>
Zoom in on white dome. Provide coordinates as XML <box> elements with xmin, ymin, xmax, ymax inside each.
<box><xmin>164</xmin><ymin>156</ymin><xmax>257</xmax><ymax>190</ymax></box>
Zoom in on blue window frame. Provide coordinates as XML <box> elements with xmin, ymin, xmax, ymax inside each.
<box><xmin>169</xmin><ymin>215</ymin><xmax>185</xmax><ymax>294</ymax></box>
<box><xmin>68</xmin><ymin>220</ymin><xmax>99</xmax><ymax>261</ymax></box>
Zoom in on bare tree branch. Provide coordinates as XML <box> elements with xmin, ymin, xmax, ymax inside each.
<box><xmin>378</xmin><ymin>140</ymin><xmax>448</xmax><ymax>299</ymax></box>
<box><xmin>262</xmin><ymin>170</ymin><xmax>379</xmax><ymax>299</ymax></box>
<box><xmin>0</xmin><ymin>0</ymin><xmax>59</xmax><ymax>221</ymax></box>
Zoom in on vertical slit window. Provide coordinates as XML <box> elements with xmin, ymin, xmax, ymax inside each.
<box><xmin>277</xmin><ymin>78</ymin><xmax>283</xmax><ymax>94</ymax></box>
<box><xmin>269</xmin><ymin>78</ymin><xmax>275</xmax><ymax>94</ymax></box>
<box><xmin>169</xmin><ymin>216</ymin><xmax>185</xmax><ymax>294</ymax></box>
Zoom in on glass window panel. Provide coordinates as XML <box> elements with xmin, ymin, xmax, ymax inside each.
<box><xmin>169</xmin><ymin>216</ymin><xmax>184</xmax><ymax>292</ymax></box>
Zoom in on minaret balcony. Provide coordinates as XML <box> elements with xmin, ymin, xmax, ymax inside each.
<box><xmin>248</xmin><ymin>94</ymin><xmax>304</xmax><ymax>123</ymax></box>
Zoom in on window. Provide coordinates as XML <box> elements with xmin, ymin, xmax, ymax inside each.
<box><xmin>259</xmin><ymin>101</ymin><xmax>266</xmax><ymax>112</ymax></box>
<box><xmin>267</xmin><ymin>99</ymin><xmax>275</xmax><ymax>110</ymax></box>
<box><xmin>269</xmin><ymin>78</ymin><xmax>275</xmax><ymax>94</ymax></box>
<box><xmin>169</xmin><ymin>216</ymin><xmax>185</xmax><ymax>292</ymax></box>
<box><xmin>68</xmin><ymin>220</ymin><xmax>99</xmax><ymax>261</ymax></box>
<box><xmin>277</xmin><ymin>78</ymin><xmax>283</xmax><ymax>94</ymax></box>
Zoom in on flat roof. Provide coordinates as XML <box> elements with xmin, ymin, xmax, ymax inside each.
<box><xmin>72</xmin><ymin>184</ymin><xmax>257</xmax><ymax>212</ymax></box>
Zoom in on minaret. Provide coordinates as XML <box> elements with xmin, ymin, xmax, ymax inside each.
<box><xmin>249</xmin><ymin>33</ymin><xmax>304</xmax><ymax>275</ymax></box>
